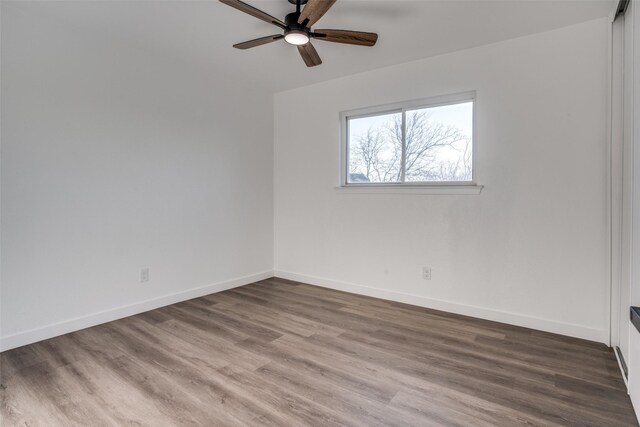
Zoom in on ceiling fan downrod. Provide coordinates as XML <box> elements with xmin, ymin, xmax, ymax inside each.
<box><xmin>288</xmin><ymin>0</ymin><xmax>308</xmax><ymax>7</ymax></box>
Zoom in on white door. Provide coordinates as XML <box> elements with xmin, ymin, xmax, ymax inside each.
<box><xmin>623</xmin><ymin>0</ymin><xmax>640</xmax><ymax>416</ymax></box>
<box><xmin>619</xmin><ymin>0</ymin><xmax>634</xmax><ymax>372</ymax></box>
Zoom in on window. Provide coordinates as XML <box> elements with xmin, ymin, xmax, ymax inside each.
<box><xmin>341</xmin><ymin>92</ymin><xmax>475</xmax><ymax>187</ymax></box>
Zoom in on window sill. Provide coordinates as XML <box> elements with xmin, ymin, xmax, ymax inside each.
<box><xmin>334</xmin><ymin>185</ymin><xmax>484</xmax><ymax>195</ymax></box>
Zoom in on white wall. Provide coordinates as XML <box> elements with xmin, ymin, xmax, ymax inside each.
<box><xmin>0</xmin><ymin>4</ymin><xmax>615</xmax><ymax>351</ymax></box>
<box><xmin>0</xmin><ymin>4</ymin><xmax>274</xmax><ymax>350</ymax></box>
<box><xmin>274</xmin><ymin>18</ymin><xmax>611</xmax><ymax>343</ymax></box>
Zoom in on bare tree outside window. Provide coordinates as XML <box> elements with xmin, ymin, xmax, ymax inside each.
<box><xmin>347</xmin><ymin>101</ymin><xmax>473</xmax><ymax>184</ymax></box>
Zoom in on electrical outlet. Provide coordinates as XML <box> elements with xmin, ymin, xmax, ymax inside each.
<box><xmin>422</xmin><ymin>267</ymin><xmax>432</xmax><ymax>280</ymax></box>
<box><xmin>140</xmin><ymin>268</ymin><xmax>150</xmax><ymax>283</ymax></box>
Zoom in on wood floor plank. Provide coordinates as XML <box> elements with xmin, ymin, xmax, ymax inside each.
<box><xmin>215</xmin><ymin>366</ymin><xmax>355</xmax><ymax>427</ymax></box>
<box><xmin>269</xmin><ymin>333</ymin><xmax>555</xmax><ymax>427</ymax></box>
<box><xmin>275</xmin><ymin>333</ymin><xmax>569</xmax><ymax>424</ymax></box>
<box><xmin>237</xmin><ymin>336</ymin><xmax>398</xmax><ymax>404</ymax></box>
<box><xmin>254</xmin><ymin>362</ymin><xmax>429</xmax><ymax>427</ymax></box>
<box><xmin>202</xmin><ymin>295</ymin><xmax>345</xmax><ymax>337</ymax></box>
<box><xmin>1</xmin><ymin>277</ymin><xmax>637</xmax><ymax>426</ymax></box>
<box><xmin>151</xmin><ymin>318</ymin><xmax>270</xmax><ymax>371</ymax></box>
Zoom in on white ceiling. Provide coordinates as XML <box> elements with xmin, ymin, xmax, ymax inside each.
<box><xmin>8</xmin><ymin>0</ymin><xmax>615</xmax><ymax>92</ymax></box>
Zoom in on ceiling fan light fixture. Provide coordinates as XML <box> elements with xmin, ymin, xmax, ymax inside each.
<box><xmin>220</xmin><ymin>0</ymin><xmax>377</xmax><ymax>67</ymax></box>
<box><xmin>284</xmin><ymin>30</ymin><xmax>309</xmax><ymax>46</ymax></box>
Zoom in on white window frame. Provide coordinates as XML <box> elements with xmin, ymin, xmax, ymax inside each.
<box><xmin>339</xmin><ymin>91</ymin><xmax>480</xmax><ymax>192</ymax></box>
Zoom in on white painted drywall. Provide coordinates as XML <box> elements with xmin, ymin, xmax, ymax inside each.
<box><xmin>0</xmin><ymin>3</ymin><xmax>274</xmax><ymax>350</ymax></box>
<box><xmin>0</xmin><ymin>4</ymin><xmax>618</xmax><ymax>353</ymax></box>
<box><xmin>274</xmin><ymin>18</ymin><xmax>611</xmax><ymax>343</ymax></box>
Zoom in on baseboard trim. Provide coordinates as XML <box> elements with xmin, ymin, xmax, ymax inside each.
<box><xmin>0</xmin><ymin>270</ymin><xmax>274</xmax><ymax>352</ymax></box>
<box><xmin>614</xmin><ymin>346</ymin><xmax>629</xmax><ymax>389</ymax></box>
<box><xmin>273</xmin><ymin>270</ymin><xmax>608</xmax><ymax>344</ymax></box>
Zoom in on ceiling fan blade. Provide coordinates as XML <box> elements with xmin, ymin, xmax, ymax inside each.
<box><xmin>298</xmin><ymin>0</ymin><xmax>337</xmax><ymax>28</ymax></box>
<box><xmin>297</xmin><ymin>43</ymin><xmax>322</xmax><ymax>67</ymax></box>
<box><xmin>313</xmin><ymin>29</ymin><xmax>378</xmax><ymax>47</ymax></box>
<box><xmin>233</xmin><ymin>35</ymin><xmax>284</xmax><ymax>50</ymax></box>
<box><xmin>219</xmin><ymin>0</ymin><xmax>285</xmax><ymax>28</ymax></box>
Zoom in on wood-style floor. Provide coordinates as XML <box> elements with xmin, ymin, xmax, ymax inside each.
<box><xmin>1</xmin><ymin>278</ymin><xmax>637</xmax><ymax>426</ymax></box>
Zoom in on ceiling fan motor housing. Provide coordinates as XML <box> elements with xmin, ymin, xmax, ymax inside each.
<box><xmin>283</xmin><ymin>11</ymin><xmax>311</xmax><ymax>45</ymax></box>
<box><xmin>285</xmin><ymin>12</ymin><xmax>308</xmax><ymax>33</ymax></box>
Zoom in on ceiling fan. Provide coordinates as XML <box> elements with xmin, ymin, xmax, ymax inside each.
<box><xmin>219</xmin><ymin>0</ymin><xmax>378</xmax><ymax>67</ymax></box>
